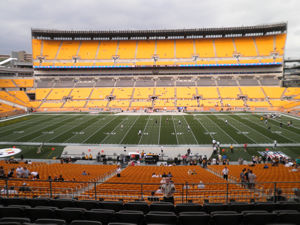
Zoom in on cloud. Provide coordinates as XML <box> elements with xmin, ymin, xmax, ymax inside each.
<box><xmin>0</xmin><ymin>0</ymin><xmax>299</xmax><ymax>57</ymax></box>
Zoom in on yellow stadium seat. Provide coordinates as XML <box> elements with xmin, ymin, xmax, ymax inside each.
<box><xmin>199</xmin><ymin>100</ymin><xmax>220</xmax><ymax>107</ymax></box>
<box><xmin>240</xmin><ymin>87</ymin><xmax>265</xmax><ymax>99</ymax></box>
<box><xmin>109</xmin><ymin>100</ymin><xmax>130</xmax><ymax>107</ymax></box>
<box><xmin>154</xmin><ymin>99</ymin><xmax>175</xmax><ymax>107</ymax></box>
<box><xmin>63</xmin><ymin>101</ymin><xmax>86</xmax><ymax>108</ymax></box>
<box><xmin>176</xmin><ymin>40</ymin><xmax>194</xmax><ymax>58</ymax></box>
<box><xmin>176</xmin><ymin>87</ymin><xmax>196</xmax><ymax>99</ymax></box>
<box><xmin>246</xmin><ymin>101</ymin><xmax>270</xmax><ymax>107</ymax></box>
<box><xmin>133</xmin><ymin>88</ymin><xmax>154</xmax><ymax>99</ymax></box>
<box><xmin>78</xmin><ymin>41</ymin><xmax>99</xmax><ymax>59</ymax></box>
<box><xmin>13</xmin><ymin>79</ymin><xmax>34</xmax><ymax>88</ymax></box>
<box><xmin>197</xmin><ymin>87</ymin><xmax>219</xmax><ymax>99</ymax></box>
<box><xmin>47</xmin><ymin>88</ymin><xmax>72</xmax><ymax>100</ymax></box>
<box><xmin>255</xmin><ymin>36</ymin><xmax>274</xmax><ymax>56</ymax></box>
<box><xmin>87</xmin><ymin>100</ymin><xmax>108</xmax><ymax>107</ymax></box>
<box><xmin>263</xmin><ymin>87</ymin><xmax>285</xmax><ymax>99</ymax></box>
<box><xmin>117</xmin><ymin>41</ymin><xmax>137</xmax><ymax>59</ymax></box>
<box><xmin>222</xmin><ymin>100</ymin><xmax>244</xmax><ymax>107</ymax></box>
<box><xmin>195</xmin><ymin>39</ymin><xmax>215</xmax><ymax>58</ymax></box>
<box><xmin>97</xmin><ymin>41</ymin><xmax>118</xmax><ymax>60</ymax></box>
<box><xmin>32</xmin><ymin>39</ymin><xmax>42</xmax><ymax>60</ymax></box>
<box><xmin>90</xmin><ymin>88</ymin><xmax>113</xmax><ymax>100</ymax></box>
<box><xmin>0</xmin><ymin>79</ymin><xmax>16</xmax><ymax>88</ymax></box>
<box><xmin>136</xmin><ymin>40</ymin><xmax>156</xmax><ymax>59</ymax></box>
<box><xmin>131</xmin><ymin>101</ymin><xmax>152</xmax><ymax>107</ymax></box>
<box><xmin>155</xmin><ymin>87</ymin><xmax>175</xmax><ymax>99</ymax></box>
<box><xmin>40</xmin><ymin>102</ymin><xmax>63</xmax><ymax>108</ymax></box>
<box><xmin>234</xmin><ymin>37</ymin><xmax>257</xmax><ymax>57</ymax></box>
<box><xmin>214</xmin><ymin>38</ymin><xmax>235</xmax><ymax>57</ymax></box>
<box><xmin>176</xmin><ymin>100</ymin><xmax>198</xmax><ymax>107</ymax></box>
<box><xmin>218</xmin><ymin>87</ymin><xmax>240</xmax><ymax>98</ymax></box>
<box><xmin>56</xmin><ymin>41</ymin><xmax>80</xmax><ymax>60</ymax></box>
<box><xmin>113</xmin><ymin>88</ymin><xmax>133</xmax><ymax>99</ymax></box>
<box><xmin>71</xmin><ymin>88</ymin><xmax>93</xmax><ymax>100</ymax></box>
<box><xmin>156</xmin><ymin>40</ymin><xmax>175</xmax><ymax>59</ymax></box>
<box><xmin>35</xmin><ymin>89</ymin><xmax>52</xmax><ymax>100</ymax></box>
<box><xmin>275</xmin><ymin>34</ymin><xmax>286</xmax><ymax>55</ymax></box>
<box><xmin>43</xmin><ymin>40</ymin><xmax>61</xmax><ymax>59</ymax></box>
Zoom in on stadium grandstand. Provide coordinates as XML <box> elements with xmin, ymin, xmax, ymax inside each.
<box><xmin>0</xmin><ymin>23</ymin><xmax>299</xmax><ymax>225</ymax></box>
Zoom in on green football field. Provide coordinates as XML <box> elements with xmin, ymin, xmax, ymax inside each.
<box><xmin>0</xmin><ymin>112</ymin><xmax>300</xmax><ymax>145</ymax></box>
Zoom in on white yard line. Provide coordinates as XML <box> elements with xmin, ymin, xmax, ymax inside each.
<box><xmin>246</xmin><ymin>115</ymin><xmax>297</xmax><ymax>143</ymax></box>
<box><xmin>82</xmin><ymin>116</ymin><xmax>118</xmax><ymax>143</ymax></box>
<box><xmin>11</xmin><ymin>116</ymin><xmax>72</xmax><ymax>141</ymax></box>
<box><xmin>195</xmin><ymin>118</ymin><xmax>213</xmax><ymax>140</ymax></box>
<box><xmin>45</xmin><ymin>116</ymin><xmax>98</xmax><ymax>143</ymax></box>
<box><xmin>229</xmin><ymin>115</ymin><xmax>273</xmax><ymax>143</ymax></box>
<box><xmin>64</xmin><ymin>116</ymin><xmax>108</xmax><ymax>143</ymax></box>
<box><xmin>182</xmin><ymin>116</ymin><xmax>198</xmax><ymax>144</ymax></box>
<box><xmin>215</xmin><ymin>115</ymin><xmax>257</xmax><ymax>144</ymax></box>
<box><xmin>158</xmin><ymin>115</ymin><xmax>162</xmax><ymax>145</ymax></box>
<box><xmin>171</xmin><ymin>115</ymin><xmax>179</xmax><ymax>144</ymax></box>
<box><xmin>205</xmin><ymin>115</ymin><xmax>238</xmax><ymax>144</ymax></box>
<box><xmin>138</xmin><ymin>116</ymin><xmax>150</xmax><ymax>145</ymax></box>
<box><xmin>118</xmin><ymin>116</ymin><xmax>140</xmax><ymax>144</ymax></box>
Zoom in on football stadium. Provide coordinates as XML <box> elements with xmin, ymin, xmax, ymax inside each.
<box><xmin>0</xmin><ymin>22</ymin><xmax>300</xmax><ymax>225</ymax></box>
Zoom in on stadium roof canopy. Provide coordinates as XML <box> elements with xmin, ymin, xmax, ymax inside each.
<box><xmin>32</xmin><ymin>23</ymin><xmax>287</xmax><ymax>40</ymax></box>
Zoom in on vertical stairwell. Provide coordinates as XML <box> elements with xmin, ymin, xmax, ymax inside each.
<box><xmin>61</xmin><ymin>89</ymin><xmax>73</xmax><ymax>108</ymax></box>
<box><xmin>174</xmin><ymin>87</ymin><xmax>177</xmax><ymax>108</ymax></box>
<box><xmin>280</xmin><ymin>88</ymin><xmax>287</xmax><ymax>99</ymax></box>
<box><xmin>11</xmin><ymin>79</ymin><xmax>18</xmax><ymax>88</ymax></box>
<box><xmin>129</xmin><ymin>88</ymin><xmax>135</xmax><ymax>108</ymax></box>
<box><xmin>252</xmin><ymin>37</ymin><xmax>260</xmax><ymax>57</ymax></box>
<box><xmin>260</xmin><ymin>87</ymin><xmax>272</xmax><ymax>106</ymax></box>
<box><xmin>84</xmin><ymin>88</ymin><xmax>95</xmax><ymax>108</ymax></box>
<box><xmin>93</xmin><ymin>41</ymin><xmax>101</xmax><ymax>66</ymax></box>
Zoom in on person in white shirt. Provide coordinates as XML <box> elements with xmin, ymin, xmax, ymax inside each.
<box><xmin>161</xmin><ymin>177</ymin><xmax>176</xmax><ymax>204</ymax></box>
<box><xmin>222</xmin><ymin>166</ymin><xmax>229</xmax><ymax>181</ymax></box>
<box><xmin>198</xmin><ymin>180</ymin><xmax>205</xmax><ymax>189</ymax></box>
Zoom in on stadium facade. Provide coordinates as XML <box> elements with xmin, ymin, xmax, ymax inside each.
<box><xmin>1</xmin><ymin>22</ymin><xmax>300</xmax><ymax>116</ymax></box>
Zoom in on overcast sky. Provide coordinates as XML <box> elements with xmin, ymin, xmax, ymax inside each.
<box><xmin>0</xmin><ymin>0</ymin><xmax>299</xmax><ymax>57</ymax></box>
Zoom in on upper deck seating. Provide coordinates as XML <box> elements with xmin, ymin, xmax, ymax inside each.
<box><xmin>176</xmin><ymin>40</ymin><xmax>194</xmax><ymax>58</ymax></box>
<box><xmin>214</xmin><ymin>38</ymin><xmax>235</xmax><ymax>57</ymax></box>
<box><xmin>234</xmin><ymin>37</ymin><xmax>257</xmax><ymax>57</ymax></box>
<box><xmin>56</xmin><ymin>41</ymin><xmax>80</xmax><ymax>60</ymax></box>
<box><xmin>136</xmin><ymin>40</ymin><xmax>156</xmax><ymax>59</ymax></box>
<box><xmin>255</xmin><ymin>35</ymin><xmax>274</xmax><ymax>56</ymax></box>
<box><xmin>117</xmin><ymin>41</ymin><xmax>137</xmax><ymax>59</ymax></box>
<box><xmin>156</xmin><ymin>40</ymin><xmax>175</xmax><ymax>59</ymax></box>
<box><xmin>77</xmin><ymin>41</ymin><xmax>99</xmax><ymax>59</ymax></box>
<box><xmin>42</xmin><ymin>40</ymin><xmax>61</xmax><ymax>59</ymax></box>
<box><xmin>97</xmin><ymin>41</ymin><xmax>118</xmax><ymax>60</ymax></box>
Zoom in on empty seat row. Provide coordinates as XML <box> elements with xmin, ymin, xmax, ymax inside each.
<box><xmin>0</xmin><ymin>208</ymin><xmax>299</xmax><ymax>225</ymax></box>
<box><xmin>1</xmin><ymin>199</ymin><xmax>300</xmax><ymax>213</ymax></box>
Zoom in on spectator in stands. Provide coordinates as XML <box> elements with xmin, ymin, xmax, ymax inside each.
<box><xmin>31</xmin><ymin>171</ymin><xmax>39</xmax><ymax>180</ymax></box>
<box><xmin>19</xmin><ymin>183</ymin><xmax>31</xmax><ymax>192</ymax></box>
<box><xmin>198</xmin><ymin>180</ymin><xmax>205</xmax><ymax>189</ymax></box>
<box><xmin>0</xmin><ymin>166</ymin><xmax>5</xmax><ymax>178</ymax></box>
<box><xmin>289</xmin><ymin>188</ymin><xmax>300</xmax><ymax>202</ymax></box>
<box><xmin>22</xmin><ymin>167</ymin><xmax>30</xmax><ymax>178</ymax></box>
<box><xmin>8</xmin><ymin>186</ymin><xmax>18</xmax><ymax>195</ymax></box>
<box><xmin>152</xmin><ymin>173</ymin><xmax>159</xmax><ymax>178</ymax></box>
<box><xmin>269</xmin><ymin>188</ymin><xmax>287</xmax><ymax>202</ymax></box>
<box><xmin>248</xmin><ymin>170</ymin><xmax>256</xmax><ymax>189</ymax></box>
<box><xmin>167</xmin><ymin>172</ymin><xmax>173</xmax><ymax>177</ymax></box>
<box><xmin>162</xmin><ymin>172</ymin><xmax>167</xmax><ymax>177</ymax></box>
<box><xmin>240</xmin><ymin>168</ymin><xmax>246</xmax><ymax>187</ymax></box>
<box><xmin>161</xmin><ymin>177</ymin><xmax>176</xmax><ymax>204</ymax></box>
<box><xmin>16</xmin><ymin>166</ymin><xmax>23</xmax><ymax>178</ymax></box>
<box><xmin>222</xmin><ymin>167</ymin><xmax>229</xmax><ymax>181</ymax></box>
<box><xmin>116</xmin><ymin>167</ymin><xmax>121</xmax><ymax>177</ymax></box>
<box><xmin>82</xmin><ymin>171</ymin><xmax>88</xmax><ymax>176</ymax></box>
<box><xmin>48</xmin><ymin>176</ymin><xmax>52</xmax><ymax>181</ymax></box>
<box><xmin>57</xmin><ymin>175</ymin><xmax>64</xmax><ymax>182</ymax></box>
<box><xmin>184</xmin><ymin>181</ymin><xmax>190</xmax><ymax>189</ymax></box>
<box><xmin>7</xmin><ymin>168</ymin><xmax>14</xmax><ymax>178</ymax></box>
